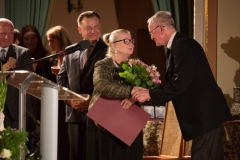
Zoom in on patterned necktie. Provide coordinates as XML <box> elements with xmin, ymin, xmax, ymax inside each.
<box><xmin>1</xmin><ymin>49</ymin><xmax>6</xmax><ymax>63</ymax></box>
<box><xmin>80</xmin><ymin>45</ymin><xmax>93</xmax><ymax>71</ymax></box>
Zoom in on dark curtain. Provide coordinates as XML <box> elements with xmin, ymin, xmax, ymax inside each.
<box><xmin>151</xmin><ymin>0</ymin><xmax>194</xmax><ymax>38</ymax></box>
<box><xmin>5</xmin><ymin>0</ymin><xmax>56</xmax><ymax>39</ymax></box>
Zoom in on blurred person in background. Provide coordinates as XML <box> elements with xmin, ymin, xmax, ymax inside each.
<box><xmin>20</xmin><ymin>25</ymin><xmax>51</xmax><ymax>155</ymax></box>
<box><xmin>0</xmin><ymin>18</ymin><xmax>36</xmax><ymax>155</ymax></box>
<box><xmin>13</xmin><ymin>28</ymin><xmax>20</xmax><ymax>45</ymax></box>
<box><xmin>45</xmin><ymin>25</ymin><xmax>72</xmax><ymax>160</ymax></box>
<box><xmin>46</xmin><ymin>25</ymin><xmax>72</xmax><ymax>80</ymax></box>
<box><xmin>20</xmin><ymin>25</ymin><xmax>49</xmax><ymax>75</ymax></box>
<box><xmin>19</xmin><ymin>25</ymin><xmax>50</xmax><ymax>120</ymax></box>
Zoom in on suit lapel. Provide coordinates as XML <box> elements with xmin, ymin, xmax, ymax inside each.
<box><xmin>165</xmin><ymin>32</ymin><xmax>182</xmax><ymax>82</ymax></box>
<box><xmin>70</xmin><ymin>50</ymin><xmax>81</xmax><ymax>74</ymax></box>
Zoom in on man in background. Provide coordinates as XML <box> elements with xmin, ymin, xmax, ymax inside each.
<box><xmin>133</xmin><ymin>11</ymin><xmax>232</xmax><ymax>160</ymax></box>
<box><xmin>0</xmin><ymin>18</ymin><xmax>34</xmax><ymax>129</ymax></box>
<box><xmin>57</xmin><ymin>11</ymin><xmax>108</xmax><ymax>160</ymax></box>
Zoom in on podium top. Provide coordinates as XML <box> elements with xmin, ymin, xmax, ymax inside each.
<box><xmin>4</xmin><ymin>70</ymin><xmax>89</xmax><ymax>101</ymax></box>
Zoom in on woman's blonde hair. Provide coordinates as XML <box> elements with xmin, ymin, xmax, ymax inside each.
<box><xmin>102</xmin><ymin>29</ymin><xmax>131</xmax><ymax>57</ymax></box>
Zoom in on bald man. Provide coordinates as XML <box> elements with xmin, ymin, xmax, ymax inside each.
<box><xmin>0</xmin><ymin>18</ymin><xmax>34</xmax><ymax>129</ymax></box>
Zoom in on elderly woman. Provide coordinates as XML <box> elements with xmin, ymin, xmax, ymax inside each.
<box><xmin>86</xmin><ymin>29</ymin><xmax>142</xmax><ymax>160</ymax></box>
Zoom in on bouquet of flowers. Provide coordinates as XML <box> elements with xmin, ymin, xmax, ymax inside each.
<box><xmin>119</xmin><ymin>59</ymin><xmax>161</xmax><ymax>89</ymax></box>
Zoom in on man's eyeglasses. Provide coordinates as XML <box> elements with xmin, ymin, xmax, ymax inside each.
<box><xmin>149</xmin><ymin>25</ymin><xmax>163</xmax><ymax>36</ymax></box>
<box><xmin>113</xmin><ymin>39</ymin><xmax>135</xmax><ymax>45</ymax></box>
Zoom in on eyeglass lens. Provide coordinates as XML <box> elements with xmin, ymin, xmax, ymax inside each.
<box><xmin>123</xmin><ymin>39</ymin><xmax>135</xmax><ymax>44</ymax></box>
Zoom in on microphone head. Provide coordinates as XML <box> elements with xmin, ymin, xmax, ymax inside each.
<box><xmin>78</xmin><ymin>40</ymin><xmax>91</xmax><ymax>51</ymax></box>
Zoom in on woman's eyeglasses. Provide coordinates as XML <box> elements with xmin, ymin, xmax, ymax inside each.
<box><xmin>113</xmin><ymin>39</ymin><xmax>135</xmax><ymax>45</ymax></box>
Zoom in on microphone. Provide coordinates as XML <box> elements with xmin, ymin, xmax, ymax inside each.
<box><xmin>12</xmin><ymin>40</ymin><xmax>91</xmax><ymax>70</ymax></box>
<box><xmin>56</xmin><ymin>40</ymin><xmax>91</xmax><ymax>56</ymax></box>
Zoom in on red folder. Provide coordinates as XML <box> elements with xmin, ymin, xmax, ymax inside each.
<box><xmin>86</xmin><ymin>97</ymin><xmax>150</xmax><ymax>146</ymax></box>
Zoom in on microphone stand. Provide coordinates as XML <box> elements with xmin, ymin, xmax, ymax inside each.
<box><xmin>13</xmin><ymin>52</ymin><xmax>62</xmax><ymax>70</ymax></box>
<box><xmin>11</xmin><ymin>39</ymin><xmax>90</xmax><ymax>70</ymax></box>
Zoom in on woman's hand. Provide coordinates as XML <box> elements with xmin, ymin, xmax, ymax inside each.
<box><xmin>121</xmin><ymin>98</ymin><xmax>136</xmax><ymax>109</ymax></box>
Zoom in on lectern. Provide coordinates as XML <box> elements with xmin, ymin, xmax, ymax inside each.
<box><xmin>4</xmin><ymin>70</ymin><xmax>89</xmax><ymax>160</ymax></box>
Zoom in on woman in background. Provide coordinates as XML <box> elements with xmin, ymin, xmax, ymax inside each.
<box><xmin>20</xmin><ymin>25</ymin><xmax>49</xmax><ymax>75</ymax></box>
<box><xmin>18</xmin><ymin>25</ymin><xmax>50</xmax><ymax>157</ymax></box>
<box><xmin>46</xmin><ymin>25</ymin><xmax>72</xmax><ymax>81</ymax></box>
<box><xmin>46</xmin><ymin>25</ymin><xmax>72</xmax><ymax>160</ymax></box>
<box><xmin>86</xmin><ymin>29</ymin><xmax>143</xmax><ymax>160</ymax></box>
<box><xmin>20</xmin><ymin>25</ymin><xmax>50</xmax><ymax>119</ymax></box>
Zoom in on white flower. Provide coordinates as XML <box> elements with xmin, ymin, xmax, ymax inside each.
<box><xmin>151</xmin><ymin>65</ymin><xmax>157</xmax><ymax>71</ymax></box>
<box><xmin>1</xmin><ymin>148</ymin><xmax>12</xmax><ymax>158</ymax></box>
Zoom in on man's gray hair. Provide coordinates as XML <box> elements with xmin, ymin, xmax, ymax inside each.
<box><xmin>147</xmin><ymin>11</ymin><xmax>175</xmax><ymax>28</ymax></box>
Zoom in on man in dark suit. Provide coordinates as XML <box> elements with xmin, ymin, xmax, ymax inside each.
<box><xmin>57</xmin><ymin>11</ymin><xmax>108</xmax><ymax>160</ymax></box>
<box><xmin>132</xmin><ymin>11</ymin><xmax>232</xmax><ymax>160</ymax></box>
<box><xmin>0</xmin><ymin>18</ymin><xmax>34</xmax><ymax>129</ymax></box>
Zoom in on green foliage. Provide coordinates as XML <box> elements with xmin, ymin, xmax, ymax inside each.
<box><xmin>0</xmin><ymin>127</ymin><xmax>28</xmax><ymax>159</ymax></box>
<box><xmin>119</xmin><ymin>59</ymin><xmax>161</xmax><ymax>89</ymax></box>
<box><xmin>0</xmin><ymin>65</ymin><xmax>7</xmax><ymax>112</ymax></box>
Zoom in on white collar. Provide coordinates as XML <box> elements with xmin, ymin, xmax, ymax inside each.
<box><xmin>0</xmin><ymin>47</ymin><xmax>9</xmax><ymax>52</ymax></box>
<box><xmin>167</xmin><ymin>32</ymin><xmax>177</xmax><ymax>49</ymax></box>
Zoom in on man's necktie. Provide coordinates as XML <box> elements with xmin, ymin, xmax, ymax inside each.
<box><xmin>1</xmin><ymin>49</ymin><xmax>6</xmax><ymax>63</ymax></box>
<box><xmin>80</xmin><ymin>45</ymin><xmax>93</xmax><ymax>71</ymax></box>
<box><xmin>165</xmin><ymin>48</ymin><xmax>171</xmax><ymax>82</ymax></box>
<box><xmin>166</xmin><ymin>48</ymin><xmax>171</xmax><ymax>70</ymax></box>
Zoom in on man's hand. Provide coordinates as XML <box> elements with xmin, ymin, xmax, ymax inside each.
<box><xmin>2</xmin><ymin>63</ymin><xmax>10</xmax><ymax>71</ymax></box>
<box><xmin>131</xmin><ymin>86</ymin><xmax>143</xmax><ymax>95</ymax></box>
<box><xmin>67</xmin><ymin>96</ymin><xmax>92</xmax><ymax>112</ymax></box>
<box><xmin>7</xmin><ymin>57</ymin><xmax>16</xmax><ymax>69</ymax></box>
<box><xmin>2</xmin><ymin>57</ymin><xmax>16</xmax><ymax>70</ymax></box>
<box><xmin>132</xmin><ymin>89</ymin><xmax>151</xmax><ymax>103</ymax></box>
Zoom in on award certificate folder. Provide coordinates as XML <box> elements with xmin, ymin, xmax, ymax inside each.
<box><xmin>86</xmin><ymin>97</ymin><xmax>150</xmax><ymax>146</ymax></box>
